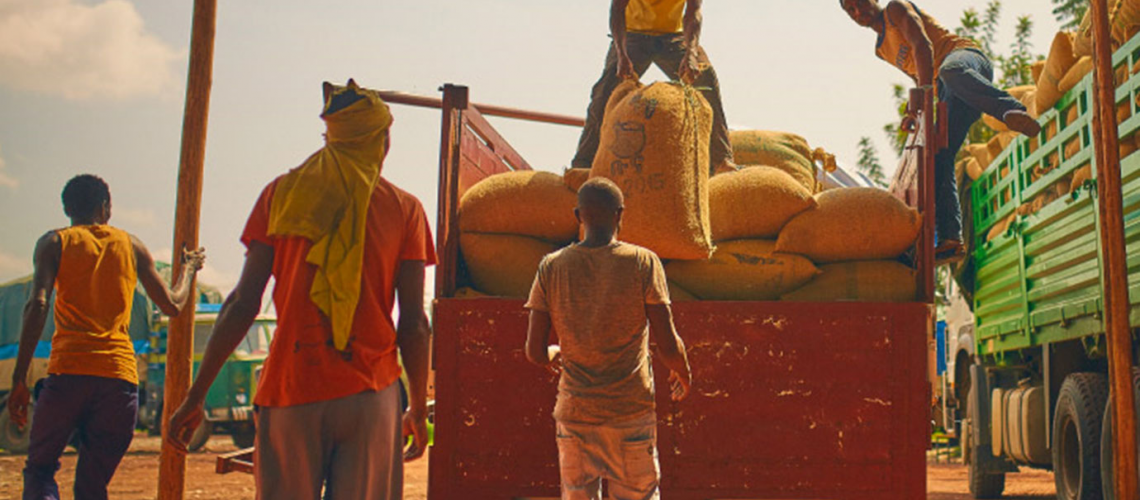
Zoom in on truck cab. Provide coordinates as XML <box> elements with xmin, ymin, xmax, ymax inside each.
<box><xmin>139</xmin><ymin>303</ymin><xmax>275</xmax><ymax>451</ymax></box>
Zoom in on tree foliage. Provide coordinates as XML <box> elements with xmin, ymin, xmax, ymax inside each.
<box><xmin>1051</xmin><ymin>0</ymin><xmax>1088</xmax><ymax>31</ymax></box>
<box><xmin>856</xmin><ymin>136</ymin><xmax>889</xmax><ymax>187</ymax></box>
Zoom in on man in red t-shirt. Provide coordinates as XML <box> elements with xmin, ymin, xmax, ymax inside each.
<box><xmin>168</xmin><ymin>81</ymin><xmax>435</xmax><ymax>499</ymax></box>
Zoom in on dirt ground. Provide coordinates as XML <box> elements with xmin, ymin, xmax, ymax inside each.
<box><xmin>1</xmin><ymin>436</ymin><xmax>1054</xmax><ymax>499</ymax></box>
<box><xmin>0</xmin><ymin>435</ymin><xmax>427</xmax><ymax>500</ymax></box>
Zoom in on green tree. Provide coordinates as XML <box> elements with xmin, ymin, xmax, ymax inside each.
<box><xmin>856</xmin><ymin>136</ymin><xmax>889</xmax><ymax>187</ymax></box>
<box><xmin>883</xmin><ymin>84</ymin><xmax>909</xmax><ymax>156</ymax></box>
<box><xmin>998</xmin><ymin>15</ymin><xmax>1037</xmax><ymax>88</ymax></box>
<box><xmin>1051</xmin><ymin>0</ymin><xmax>1088</xmax><ymax>30</ymax></box>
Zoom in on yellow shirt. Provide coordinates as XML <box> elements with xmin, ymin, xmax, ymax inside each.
<box><xmin>49</xmin><ymin>225</ymin><xmax>139</xmax><ymax>384</ymax></box>
<box><xmin>626</xmin><ymin>0</ymin><xmax>685</xmax><ymax>34</ymax></box>
<box><xmin>875</xmin><ymin>1</ymin><xmax>978</xmax><ymax>80</ymax></box>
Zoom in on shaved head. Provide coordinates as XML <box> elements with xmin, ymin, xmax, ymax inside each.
<box><xmin>575</xmin><ymin>177</ymin><xmax>625</xmax><ymax>242</ymax></box>
<box><xmin>578</xmin><ymin>177</ymin><xmax>624</xmax><ymax>213</ymax></box>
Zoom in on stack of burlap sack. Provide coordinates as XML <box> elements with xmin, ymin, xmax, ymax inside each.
<box><xmin>459</xmin><ymin>80</ymin><xmax>717</xmax><ymax>298</ymax></box>
<box><xmin>458</xmin><ymin>80</ymin><xmax>918</xmax><ymax>302</ymax></box>
<box><xmin>668</xmin><ymin>168</ymin><xmax>920</xmax><ymax>303</ymax></box>
<box><xmin>968</xmin><ymin>1</ymin><xmax>1140</xmax><ymax>185</ymax></box>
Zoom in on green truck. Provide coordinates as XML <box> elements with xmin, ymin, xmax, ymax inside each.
<box><xmin>961</xmin><ymin>33</ymin><xmax>1140</xmax><ymax>500</ymax></box>
<box><xmin>137</xmin><ymin>303</ymin><xmax>275</xmax><ymax>451</ymax></box>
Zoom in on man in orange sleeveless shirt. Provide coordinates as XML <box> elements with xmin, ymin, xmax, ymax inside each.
<box><xmin>8</xmin><ymin>174</ymin><xmax>205</xmax><ymax>500</ymax></box>
<box><xmin>572</xmin><ymin>0</ymin><xmax>735</xmax><ymax>175</ymax></box>
<box><xmin>167</xmin><ymin>81</ymin><xmax>434</xmax><ymax>499</ymax></box>
<box><xmin>840</xmin><ymin>0</ymin><xmax>1041</xmax><ymax>264</ymax></box>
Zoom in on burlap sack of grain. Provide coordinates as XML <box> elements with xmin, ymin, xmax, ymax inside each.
<box><xmin>453</xmin><ymin>287</ymin><xmax>489</xmax><ymax>299</ymax></box>
<box><xmin>984</xmin><ymin>86</ymin><xmax>1037</xmax><ymax>131</ymax></box>
<box><xmin>666</xmin><ymin>239</ymin><xmax>820</xmax><ymax>301</ymax></box>
<box><xmin>669</xmin><ymin>281</ymin><xmax>698</xmax><ymax>302</ymax></box>
<box><xmin>1038</xmin><ymin>32</ymin><xmax>1079</xmax><ymax>113</ymax></box>
<box><xmin>986</xmin><ymin>213</ymin><xmax>1017</xmax><ymax>242</ymax></box>
<box><xmin>966</xmin><ymin>157</ymin><xmax>985</xmax><ymax>181</ymax></box>
<box><xmin>1070</xmin><ymin>164</ymin><xmax>1094</xmax><ymax>193</ymax></box>
<box><xmin>1112</xmin><ymin>0</ymin><xmax>1140</xmax><ymax>46</ymax></box>
<box><xmin>1058</xmin><ymin>57</ymin><xmax>1094</xmax><ymax>98</ymax></box>
<box><xmin>563</xmin><ymin>168</ymin><xmax>592</xmax><ymax>192</ymax></box>
<box><xmin>775</xmin><ymin>187</ymin><xmax>922</xmax><ymax>263</ymax></box>
<box><xmin>1021</xmin><ymin>89</ymin><xmax>1039</xmax><ymax>118</ymax></box>
<box><xmin>461</xmin><ymin>233</ymin><xmax>557</xmax><ymax>298</ymax></box>
<box><xmin>709</xmin><ymin>166</ymin><xmax>817</xmax><ymax>241</ymax></box>
<box><xmin>780</xmin><ymin>260</ymin><xmax>917</xmax><ymax>303</ymax></box>
<box><xmin>729</xmin><ymin>130</ymin><xmax>818</xmax><ymax>192</ymax></box>
<box><xmin>1032</xmin><ymin>60</ymin><xmax>1047</xmax><ymax>83</ymax></box>
<box><xmin>1076</xmin><ymin>12</ymin><xmax>1094</xmax><ymax>57</ymax></box>
<box><xmin>460</xmin><ymin>171</ymin><xmax>579</xmax><ymax>243</ymax></box>
<box><xmin>590</xmin><ymin>80</ymin><xmax>714</xmax><ymax>260</ymax></box>
<box><xmin>987</xmin><ymin>132</ymin><xmax>1019</xmax><ymax>163</ymax></box>
<box><xmin>965</xmin><ymin>143</ymin><xmax>993</xmax><ymax>169</ymax></box>
<box><xmin>1017</xmin><ymin>180</ymin><xmax>1069</xmax><ymax>217</ymax></box>
<box><xmin>1119</xmin><ymin>100</ymin><xmax>1134</xmax><ymax>125</ymax></box>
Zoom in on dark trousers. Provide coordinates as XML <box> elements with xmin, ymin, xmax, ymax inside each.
<box><xmin>572</xmin><ymin>32</ymin><xmax>734</xmax><ymax>172</ymax></box>
<box><xmin>23</xmin><ymin>374</ymin><xmax>138</xmax><ymax>500</ymax></box>
<box><xmin>936</xmin><ymin>48</ymin><xmax>1028</xmax><ymax>243</ymax></box>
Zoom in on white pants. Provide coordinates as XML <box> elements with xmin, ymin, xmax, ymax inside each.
<box><xmin>555</xmin><ymin>412</ymin><xmax>660</xmax><ymax>500</ymax></box>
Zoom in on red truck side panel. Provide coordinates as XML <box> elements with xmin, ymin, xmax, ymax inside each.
<box><xmin>429</xmin><ymin>299</ymin><xmax>930</xmax><ymax>500</ymax></box>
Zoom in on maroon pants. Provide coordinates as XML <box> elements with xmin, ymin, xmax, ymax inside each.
<box><xmin>23</xmin><ymin>374</ymin><xmax>138</xmax><ymax>500</ymax></box>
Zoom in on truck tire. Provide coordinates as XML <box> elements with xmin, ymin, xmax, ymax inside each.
<box><xmin>1100</xmin><ymin>368</ymin><xmax>1140</xmax><ymax>500</ymax></box>
<box><xmin>969</xmin><ymin>453</ymin><xmax>1006</xmax><ymax>499</ymax></box>
<box><xmin>966</xmin><ymin>368</ymin><xmax>1005</xmax><ymax>498</ymax></box>
<box><xmin>231</xmin><ymin>425</ymin><xmax>256</xmax><ymax>449</ymax></box>
<box><xmin>1053</xmin><ymin>372</ymin><xmax>1109</xmax><ymax>500</ymax></box>
<box><xmin>188</xmin><ymin>421</ymin><xmax>211</xmax><ymax>452</ymax></box>
<box><xmin>0</xmin><ymin>396</ymin><xmax>32</xmax><ymax>454</ymax></box>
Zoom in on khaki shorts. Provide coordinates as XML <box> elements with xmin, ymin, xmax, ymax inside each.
<box><xmin>555</xmin><ymin>412</ymin><xmax>659</xmax><ymax>500</ymax></box>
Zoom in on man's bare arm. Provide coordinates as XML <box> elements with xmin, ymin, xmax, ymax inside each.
<box><xmin>887</xmin><ymin>0</ymin><xmax>935</xmax><ymax>86</ymax></box>
<box><xmin>647</xmin><ymin>303</ymin><xmax>691</xmax><ymax>401</ymax></box>
<box><xmin>396</xmin><ymin>261</ymin><xmax>430</xmax><ymax>416</ymax></box>
<box><xmin>133</xmin><ymin>236</ymin><xmax>205</xmax><ymax>317</ymax></box>
<box><xmin>11</xmin><ymin>232</ymin><xmax>60</xmax><ymax>388</ymax></box>
<box><xmin>683</xmin><ymin>0</ymin><xmax>703</xmax><ymax>51</ymax></box>
<box><xmin>396</xmin><ymin>260</ymin><xmax>431</xmax><ymax>461</ymax></box>
<box><xmin>611</xmin><ymin>0</ymin><xmax>635</xmax><ymax>79</ymax></box>
<box><xmin>187</xmin><ymin>242</ymin><xmax>271</xmax><ymax>405</ymax></box>
<box><xmin>166</xmin><ymin>242</ymin><xmax>272</xmax><ymax>451</ymax></box>
<box><xmin>525</xmin><ymin>310</ymin><xmax>555</xmax><ymax>366</ymax></box>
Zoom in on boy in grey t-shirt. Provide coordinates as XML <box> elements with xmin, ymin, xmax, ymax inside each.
<box><xmin>525</xmin><ymin>177</ymin><xmax>692</xmax><ymax>500</ymax></box>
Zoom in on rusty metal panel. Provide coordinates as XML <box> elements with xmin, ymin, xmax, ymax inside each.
<box><xmin>429</xmin><ymin>300</ymin><xmax>931</xmax><ymax>500</ymax></box>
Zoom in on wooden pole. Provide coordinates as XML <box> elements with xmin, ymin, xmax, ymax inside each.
<box><xmin>1089</xmin><ymin>1</ymin><xmax>1139</xmax><ymax>498</ymax></box>
<box><xmin>157</xmin><ymin>1</ymin><xmax>216</xmax><ymax>499</ymax></box>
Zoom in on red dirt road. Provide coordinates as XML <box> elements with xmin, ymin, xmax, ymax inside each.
<box><xmin>1</xmin><ymin>436</ymin><xmax>1055</xmax><ymax>499</ymax></box>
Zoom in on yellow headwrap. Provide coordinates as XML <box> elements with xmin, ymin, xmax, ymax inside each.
<box><xmin>267</xmin><ymin>82</ymin><xmax>393</xmax><ymax>351</ymax></box>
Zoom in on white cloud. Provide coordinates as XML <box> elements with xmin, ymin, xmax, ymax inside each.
<box><xmin>0</xmin><ymin>0</ymin><xmax>183</xmax><ymax>100</ymax></box>
<box><xmin>0</xmin><ymin>144</ymin><xmax>15</xmax><ymax>190</ymax></box>
<box><xmin>112</xmin><ymin>206</ymin><xmax>157</xmax><ymax>228</ymax></box>
<box><xmin>0</xmin><ymin>250</ymin><xmax>30</xmax><ymax>281</ymax></box>
<box><xmin>197</xmin><ymin>263</ymin><xmax>237</xmax><ymax>295</ymax></box>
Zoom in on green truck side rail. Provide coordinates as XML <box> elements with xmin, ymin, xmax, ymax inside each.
<box><xmin>971</xmin><ymin>34</ymin><xmax>1140</xmax><ymax>361</ymax></box>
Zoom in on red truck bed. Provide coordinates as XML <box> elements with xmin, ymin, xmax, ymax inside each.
<box><xmin>380</xmin><ymin>85</ymin><xmax>937</xmax><ymax>500</ymax></box>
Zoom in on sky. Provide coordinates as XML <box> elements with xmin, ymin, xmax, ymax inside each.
<box><xmin>0</xmin><ymin>0</ymin><xmax>1064</xmax><ymax>294</ymax></box>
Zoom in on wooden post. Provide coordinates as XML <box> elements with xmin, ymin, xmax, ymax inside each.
<box><xmin>157</xmin><ymin>1</ymin><xmax>217</xmax><ymax>499</ymax></box>
<box><xmin>1089</xmin><ymin>0</ymin><xmax>1139</xmax><ymax>498</ymax></box>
